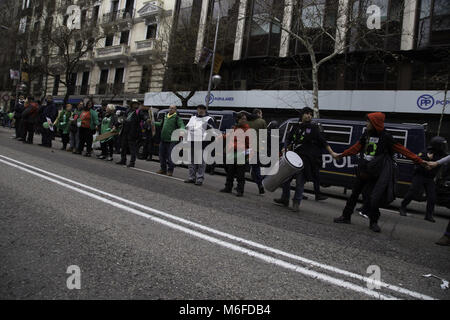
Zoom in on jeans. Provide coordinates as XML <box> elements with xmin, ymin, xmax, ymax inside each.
<box><xmin>281</xmin><ymin>171</ymin><xmax>306</xmax><ymax>203</ymax></box>
<box><xmin>159</xmin><ymin>141</ymin><xmax>175</xmax><ymax>173</ymax></box>
<box><xmin>70</xmin><ymin>129</ymin><xmax>79</xmax><ymax>150</ymax></box>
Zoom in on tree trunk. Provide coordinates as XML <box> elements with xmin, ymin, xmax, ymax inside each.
<box><xmin>311</xmin><ymin>64</ymin><xmax>320</xmax><ymax>119</ymax></box>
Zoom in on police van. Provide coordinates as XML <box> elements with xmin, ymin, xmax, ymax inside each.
<box><xmin>278</xmin><ymin>118</ymin><xmax>450</xmax><ymax>207</ymax></box>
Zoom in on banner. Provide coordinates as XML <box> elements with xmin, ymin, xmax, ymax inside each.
<box><xmin>213</xmin><ymin>53</ymin><xmax>224</xmax><ymax>74</ymax></box>
<box><xmin>10</xmin><ymin>69</ymin><xmax>20</xmax><ymax>80</ymax></box>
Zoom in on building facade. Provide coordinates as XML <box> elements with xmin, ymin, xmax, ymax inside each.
<box><xmin>11</xmin><ymin>0</ymin><xmax>176</xmax><ymax>105</ymax></box>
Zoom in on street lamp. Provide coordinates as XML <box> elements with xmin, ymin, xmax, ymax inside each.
<box><xmin>205</xmin><ymin>12</ymin><xmax>220</xmax><ymax>110</ymax></box>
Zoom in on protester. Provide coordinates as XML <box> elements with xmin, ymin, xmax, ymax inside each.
<box><xmin>77</xmin><ymin>100</ymin><xmax>99</xmax><ymax>157</ymax></box>
<box><xmin>97</xmin><ymin>104</ymin><xmax>117</xmax><ymax>161</ymax></box>
<box><xmin>220</xmin><ymin>112</ymin><xmax>251</xmax><ymax>197</ymax></box>
<box><xmin>39</xmin><ymin>95</ymin><xmax>58</xmax><ymax>147</ymax></box>
<box><xmin>184</xmin><ymin>104</ymin><xmax>218</xmax><ymax>186</ymax></box>
<box><xmin>152</xmin><ymin>105</ymin><xmax>185</xmax><ymax>176</ymax></box>
<box><xmin>139</xmin><ymin>107</ymin><xmax>157</xmax><ymax>162</ymax></box>
<box><xmin>69</xmin><ymin>102</ymin><xmax>83</xmax><ymax>153</ymax></box>
<box><xmin>116</xmin><ymin>100</ymin><xmax>148</xmax><ymax>168</ymax></box>
<box><xmin>399</xmin><ymin>136</ymin><xmax>448</xmax><ymax>222</ymax></box>
<box><xmin>333</xmin><ymin>112</ymin><xmax>426</xmax><ymax>232</ymax></box>
<box><xmin>247</xmin><ymin>108</ymin><xmax>267</xmax><ymax>194</ymax></box>
<box><xmin>13</xmin><ymin>95</ymin><xmax>25</xmax><ymax>140</ymax></box>
<box><xmin>21</xmin><ymin>97</ymin><xmax>39</xmax><ymax>144</ymax></box>
<box><xmin>54</xmin><ymin>104</ymin><xmax>73</xmax><ymax>151</ymax></box>
<box><xmin>273</xmin><ymin>107</ymin><xmax>338</xmax><ymax>212</ymax></box>
<box><xmin>428</xmin><ymin>154</ymin><xmax>450</xmax><ymax>246</ymax></box>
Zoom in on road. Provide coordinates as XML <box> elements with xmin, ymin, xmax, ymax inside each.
<box><xmin>0</xmin><ymin>126</ymin><xmax>449</xmax><ymax>300</ymax></box>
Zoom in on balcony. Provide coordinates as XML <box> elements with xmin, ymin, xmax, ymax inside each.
<box><xmin>94</xmin><ymin>44</ymin><xmax>130</xmax><ymax>65</ymax></box>
<box><xmin>95</xmin><ymin>83</ymin><xmax>125</xmax><ymax>95</ymax></box>
<box><xmin>131</xmin><ymin>39</ymin><xmax>157</xmax><ymax>63</ymax></box>
<box><xmin>101</xmin><ymin>9</ymin><xmax>134</xmax><ymax>27</ymax></box>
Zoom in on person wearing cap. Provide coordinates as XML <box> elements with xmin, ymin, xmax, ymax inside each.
<box><xmin>334</xmin><ymin>112</ymin><xmax>426</xmax><ymax>232</ymax></box>
<box><xmin>274</xmin><ymin>107</ymin><xmax>338</xmax><ymax>212</ymax></box>
<box><xmin>151</xmin><ymin>105</ymin><xmax>185</xmax><ymax>176</ymax></box>
<box><xmin>184</xmin><ymin>104</ymin><xmax>218</xmax><ymax>186</ymax></box>
<box><xmin>116</xmin><ymin>99</ymin><xmax>148</xmax><ymax>168</ymax></box>
<box><xmin>399</xmin><ymin>136</ymin><xmax>448</xmax><ymax>222</ymax></box>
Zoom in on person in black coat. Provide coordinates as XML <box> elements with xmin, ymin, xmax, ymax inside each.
<box><xmin>21</xmin><ymin>97</ymin><xmax>39</xmax><ymax>144</ymax></box>
<box><xmin>13</xmin><ymin>95</ymin><xmax>25</xmax><ymax>140</ymax></box>
<box><xmin>40</xmin><ymin>95</ymin><xmax>58</xmax><ymax>147</ymax></box>
<box><xmin>115</xmin><ymin>100</ymin><xmax>148</xmax><ymax>168</ymax></box>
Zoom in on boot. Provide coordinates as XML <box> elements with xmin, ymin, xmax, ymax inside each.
<box><xmin>291</xmin><ymin>200</ymin><xmax>300</xmax><ymax>212</ymax></box>
<box><xmin>258</xmin><ymin>185</ymin><xmax>265</xmax><ymax>195</ymax></box>
<box><xmin>116</xmin><ymin>160</ymin><xmax>126</xmax><ymax>165</ymax></box>
<box><xmin>424</xmin><ymin>216</ymin><xmax>435</xmax><ymax>223</ymax></box>
<box><xmin>399</xmin><ymin>207</ymin><xmax>407</xmax><ymax>216</ymax></box>
<box><xmin>273</xmin><ymin>198</ymin><xmax>289</xmax><ymax>207</ymax></box>
<box><xmin>220</xmin><ymin>188</ymin><xmax>232</xmax><ymax>193</ymax></box>
<box><xmin>334</xmin><ymin>216</ymin><xmax>351</xmax><ymax>224</ymax></box>
<box><xmin>369</xmin><ymin>222</ymin><xmax>381</xmax><ymax>233</ymax></box>
<box><xmin>435</xmin><ymin>234</ymin><xmax>450</xmax><ymax>246</ymax></box>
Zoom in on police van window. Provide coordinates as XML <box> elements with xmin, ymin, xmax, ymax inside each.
<box><xmin>385</xmin><ymin>128</ymin><xmax>407</xmax><ymax>146</ymax></box>
<box><xmin>322</xmin><ymin>124</ymin><xmax>352</xmax><ymax>145</ymax></box>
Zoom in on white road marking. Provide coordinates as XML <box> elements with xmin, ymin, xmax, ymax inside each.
<box><xmin>0</xmin><ymin>154</ymin><xmax>437</xmax><ymax>300</ymax></box>
<box><xmin>130</xmin><ymin>167</ymin><xmax>185</xmax><ymax>182</ymax></box>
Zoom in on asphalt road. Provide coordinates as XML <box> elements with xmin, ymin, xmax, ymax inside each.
<box><xmin>0</xmin><ymin>126</ymin><xmax>449</xmax><ymax>300</ymax></box>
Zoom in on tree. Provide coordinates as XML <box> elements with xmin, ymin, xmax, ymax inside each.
<box><xmin>248</xmin><ymin>0</ymin><xmax>407</xmax><ymax>118</ymax></box>
<box><xmin>39</xmin><ymin>1</ymin><xmax>110</xmax><ymax>104</ymax></box>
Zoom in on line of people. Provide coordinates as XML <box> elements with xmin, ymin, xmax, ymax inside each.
<box><xmin>7</xmin><ymin>99</ymin><xmax>449</xmax><ymax>245</ymax></box>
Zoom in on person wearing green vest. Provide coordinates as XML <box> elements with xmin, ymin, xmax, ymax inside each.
<box><xmin>152</xmin><ymin>105</ymin><xmax>185</xmax><ymax>176</ymax></box>
<box><xmin>54</xmin><ymin>104</ymin><xmax>73</xmax><ymax>150</ymax></box>
<box><xmin>96</xmin><ymin>104</ymin><xmax>118</xmax><ymax>161</ymax></box>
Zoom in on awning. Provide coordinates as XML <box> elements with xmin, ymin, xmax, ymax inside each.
<box><xmin>53</xmin><ymin>98</ymin><xmax>83</xmax><ymax>104</ymax></box>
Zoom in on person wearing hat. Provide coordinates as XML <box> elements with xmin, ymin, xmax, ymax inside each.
<box><xmin>184</xmin><ymin>104</ymin><xmax>218</xmax><ymax>186</ymax></box>
<box><xmin>399</xmin><ymin>136</ymin><xmax>448</xmax><ymax>222</ymax></box>
<box><xmin>116</xmin><ymin>99</ymin><xmax>148</xmax><ymax>168</ymax></box>
<box><xmin>274</xmin><ymin>107</ymin><xmax>338</xmax><ymax>212</ymax></box>
<box><xmin>334</xmin><ymin>112</ymin><xmax>426</xmax><ymax>232</ymax></box>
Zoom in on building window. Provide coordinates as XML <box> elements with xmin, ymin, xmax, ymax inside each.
<box><xmin>417</xmin><ymin>0</ymin><xmax>450</xmax><ymax>47</ymax></box>
<box><xmin>243</xmin><ymin>0</ymin><xmax>285</xmax><ymax>58</ymax></box>
<box><xmin>92</xmin><ymin>6</ymin><xmax>100</xmax><ymax>25</ymax></box>
<box><xmin>98</xmin><ymin>69</ymin><xmax>109</xmax><ymax>94</ymax></box>
<box><xmin>120</xmin><ymin>30</ymin><xmax>130</xmax><ymax>44</ymax></box>
<box><xmin>349</xmin><ymin>0</ymin><xmax>403</xmax><ymax>52</ymax></box>
<box><xmin>105</xmin><ymin>34</ymin><xmax>114</xmax><ymax>47</ymax></box>
<box><xmin>146</xmin><ymin>24</ymin><xmax>157</xmax><ymax>39</ymax></box>
<box><xmin>53</xmin><ymin>75</ymin><xmax>60</xmax><ymax>96</ymax></box>
<box><xmin>139</xmin><ymin>65</ymin><xmax>152</xmax><ymax>93</ymax></box>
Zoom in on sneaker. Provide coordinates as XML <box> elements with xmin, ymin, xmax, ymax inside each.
<box><xmin>127</xmin><ymin>163</ymin><xmax>135</xmax><ymax>168</ymax></box>
<box><xmin>157</xmin><ymin>170</ymin><xmax>166</xmax><ymax>175</ymax></box>
<box><xmin>435</xmin><ymin>234</ymin><xmax>450</xmax><ymax>246</ymax></box>
<box><xmin>184</xmin><ymin>179</ymin><xmax>195</xmax><ymax>183</ymax></box>
<box><xmin>106</xmin><ymin>156</ymin><xmax>113</xmax><ymax>161</ymax></box>
<box><xmin>424</xmin><ymin>216</ymin><xmax>435</xmax><ymax>223</ymax></box>
<box><xmin>334</xmin><ymin>216</ymin><xmax>351</xmax><ymax>224</ymax></box>
<box><xmin>96</xmin><ymin>155</ymin><xmax>106</xmax><ymax>160</ymax></box>
<box><xmin>315</xmin><ymin>195</ymin><xmax>328</xmax><ymax>201</ymax></box>
<box><xmin>116</xmin><ymin>160</ymin><xmax>126</xmax><ymax>165</ymax></box>
<box><xmin>291</xmin><ymin>201</ymin><xmax>300</xmax><ymax>212</ymax></box>
<box><xmin>273</xmin><ymin>198</ymin><xmax>289</xmax><ymax>207</ymax></box>
<box><xmin>220</xmin><ymin>188</ymin><xmax>232</xmax><ymax>193</ymax></box>
<box><xmin>399</xmin><ymin>207</ymin><xmax>407</xmax><ymax>216</ymax></box>
<box><xmin>258</xmin><ymin>185</ymin><xmax>265</xmax><ymax>195</ymax></box>
<box><xmin>195</xmin><ymin>181</ymin><xmax>203</xmax><ymax>186</ymax></box>
<box><xmin>167</xmin><ymin>171</ymin><xmax>173</xmax><ymax>176</ymax></box>
<box><xmin>236</xmin><ymin>191</ymin><xmax>243</xmax><ymax>197</ymax></box>
<box><xmin>369</xmin><ymin>223</ymin><xmax>381</xmax><ymax>233</ymax></box>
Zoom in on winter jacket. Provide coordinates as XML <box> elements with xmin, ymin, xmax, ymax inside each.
<box><xmin>42</xmin><ymin>102</ymin><xmax>58</xmax><ymax>122</ymax></box>
<box><xmin>55</xmin><ymin>110</ymin><xmax>72</xmax><ymax>134</ymax></box>
<box><xmin>14</xmin><ymin>101</ymin><xmax>25</xmax><ymax>119</ymax></box>
<box><xmin>120</xmin><ymin>109</ymin><xmax>148</xmax><ymax>140</ymax></box>
<box><xmin>100</xmin><ymin>113</ymin><xmax>118</xmax><ymax>142</ymax></box>
<box><xmin>154</xmin><ymin>112</ymin><xmax>185</xmax><ymax>142</ymax></box>
<box><xmin>22</xmin><ymin>102</ymin><xmax>39</xmax><ymax>124</ymax></box>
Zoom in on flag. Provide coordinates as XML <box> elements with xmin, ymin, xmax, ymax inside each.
<box><xmin>198</xmin><ymin>47</ymin><xmax>213</xmax><ymax>69</ymax></box>
<box><xmin>213</xmin><ymin>53</ymin><xmax>224</xmax><ymax>74</ymax></box>
<box><xmin>10</xmin><ymin>69</ymin><xmax>20</xmax><ymax>80</ymax></box>
<box><xmin>21</xmin><ymin>72</ymin><xmax>29</xmax><ymax>82</ymax></box>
